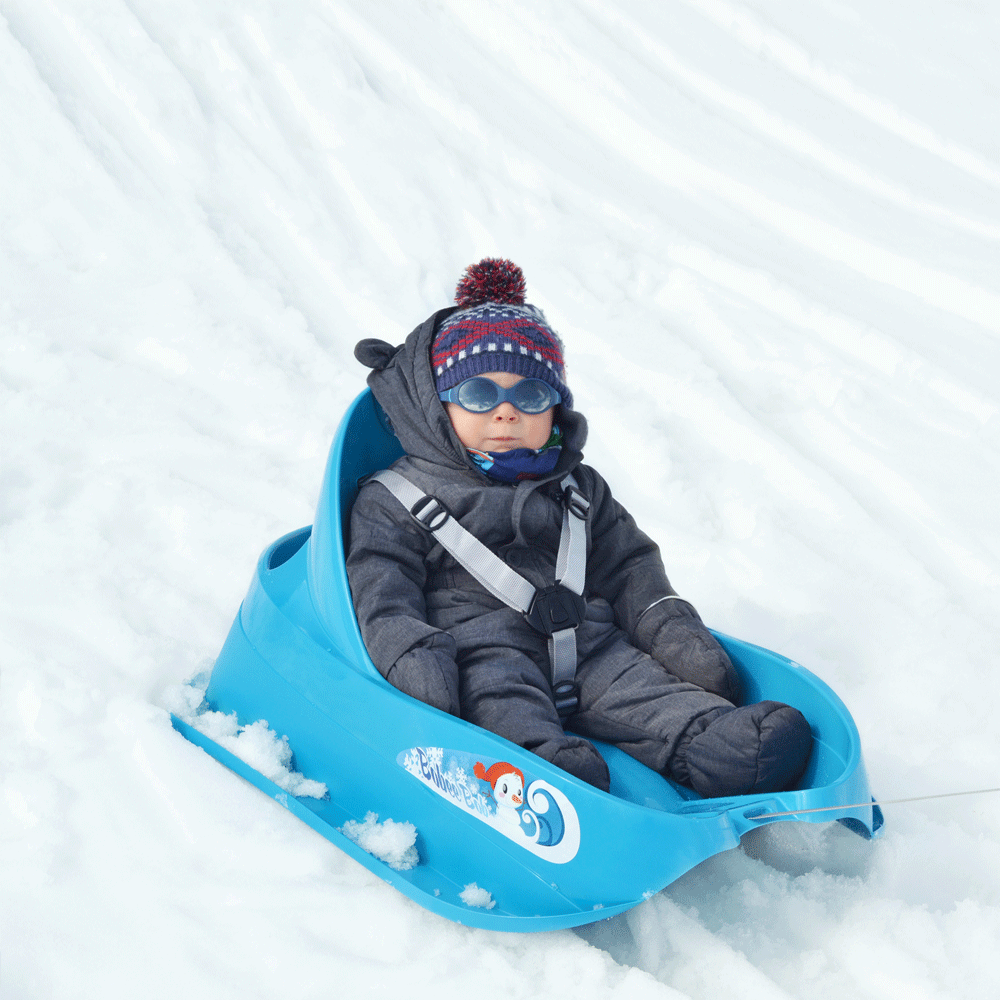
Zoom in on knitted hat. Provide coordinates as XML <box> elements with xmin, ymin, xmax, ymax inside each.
<box><xmin>431</xmin><ymin>259</ymin><xmax>572</xmax><ymax>409</ymax></box>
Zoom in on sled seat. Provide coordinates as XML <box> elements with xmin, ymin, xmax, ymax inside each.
<box><xmin>305</xmin><ymin>389</ymin><xmax>404</xmax><ymax>678</ymax></box>
<box><xmin>298</xmin><ymin>390</ymin><xmax>878</xmax><ymax>817</ymax></box>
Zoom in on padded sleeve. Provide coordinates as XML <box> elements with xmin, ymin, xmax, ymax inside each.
<box><xmin>346</xmin><ymin>479</ymin><xmax>460</xmax><ymax>714</ymax></box>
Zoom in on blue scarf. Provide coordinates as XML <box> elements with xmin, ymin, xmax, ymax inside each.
<box><xmin>467</xmin><ymin>427</ymin><xmax>563</xmax><ymax>483</ymax></box>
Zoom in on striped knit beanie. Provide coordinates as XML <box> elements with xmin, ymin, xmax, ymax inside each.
<box><xmin>431</xmin><ymin>259</ymin><xmax>572</xmax><ymax>409</ymax></box>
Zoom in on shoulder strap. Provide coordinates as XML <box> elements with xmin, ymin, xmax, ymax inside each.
<box><xmin>369</xmin><ymin>468</ymin><xmax>536</xmax><ymax>612</ymax></box>
<box><xmin>366</xmin><ymin>469</ymin><xmax>589</xmax><ymax>718</ymax></box>
<box><xmin>556</xmin><ymin>479</ymin><xmax>589</xmax><ymax>596</ymax></box>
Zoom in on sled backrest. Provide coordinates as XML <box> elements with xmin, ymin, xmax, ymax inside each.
<box><xmin>306</xmin><ymin>389</ymin><xmax>404</xmax><ymax>669</ymax></box>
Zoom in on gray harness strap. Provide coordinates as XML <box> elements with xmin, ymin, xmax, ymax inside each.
<box><xmin>369</xmin><ymin>469</ymin><xmax>589</xmax><ymax>718</ymax></box>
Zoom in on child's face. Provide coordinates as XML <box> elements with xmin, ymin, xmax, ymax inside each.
<box><xmin>445</xmin><ymin>372</ymin><xmax>555</xmax><ymax>453</ymax></box>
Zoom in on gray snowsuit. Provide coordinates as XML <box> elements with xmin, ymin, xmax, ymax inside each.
<box><xmin>347</xmin><ymin>309</ymin><xmax>811</xmax><ymax>796</ymax></box>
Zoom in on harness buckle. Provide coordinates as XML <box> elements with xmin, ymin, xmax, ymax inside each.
<box><xmin>564</xmin><ymin>483</ymin><xmax>590</xmax><ymax>520</ymax></box>
<box><xmin>525</xmin><ymin>585</ymin><xmax>586</xmax><ymax>637</ymax></box>
<box><xmin>552</xmin><ymin>679</ymin><xmax>580</xmax><ymax>718</ymax></box>
<box><xmin>409</xmin><ymin>494</ymin><xmax>450</xmax><ymax>531</ymax></box>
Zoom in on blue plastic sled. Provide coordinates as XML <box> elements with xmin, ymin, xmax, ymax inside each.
<box><xmin>173</xmin><ymin>389</ymin><xmax>882</xmax><ymax>932</ymax></box>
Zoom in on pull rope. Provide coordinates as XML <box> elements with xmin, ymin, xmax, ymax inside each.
<box><xmin>750</xmin><ymin>785</ymin><xmax>1000</xmax><ymax>821</ymax></box>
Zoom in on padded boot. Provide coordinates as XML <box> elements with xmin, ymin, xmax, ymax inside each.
<box><xmin>671</xmin><ymin>700</ymin><xmax>812</xmax><ymax>798</ymax></box>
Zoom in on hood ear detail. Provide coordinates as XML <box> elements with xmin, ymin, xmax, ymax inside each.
<box><xmin>355</xmin><ymin>338</ymin><xmax>402</xmax><ymax>371</ymax></box>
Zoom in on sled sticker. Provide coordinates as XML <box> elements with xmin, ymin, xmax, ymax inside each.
<box><xmin>398</xmin><ymin>747</ymin><xmax>581</xmax><ymax>864</ymax></box>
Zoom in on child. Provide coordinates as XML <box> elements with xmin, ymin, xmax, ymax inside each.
<box><xmin>347</xmin><ymin>259</ymin><xmax>811</xmax><ymax>797</ymax></box>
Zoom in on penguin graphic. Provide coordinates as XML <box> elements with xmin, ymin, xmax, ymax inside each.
<box><xmin>474</xmin><ymin>761</ymin><xmax>525</xmax><ymax>827</ymax></box>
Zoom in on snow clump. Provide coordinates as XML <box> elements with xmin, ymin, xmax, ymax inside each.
<box><xmin>163</xmin><ymin>676</ymin><xmax>328</xmax><ymax>799</ymax></box>
<box><xmin>460</xmin><ymin>883</ymin><xmax>496</xmax><ymax>910</ymax></box>
<box><xmin>340</xmin><ymin>812</ymin><xmax>419</xmax><ymax>871</ymax></box>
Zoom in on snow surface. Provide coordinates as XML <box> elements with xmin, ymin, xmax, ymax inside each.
<box><xmin>2</xmin><ymin>1</ymin><xmax>999</xmax><ymax>997</ymax></box>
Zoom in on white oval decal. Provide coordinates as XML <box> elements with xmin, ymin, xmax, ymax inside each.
<box><xmin>398</xmin><ymin>746</ymin><xmax>581</xmax><ymax>864</ymax></box>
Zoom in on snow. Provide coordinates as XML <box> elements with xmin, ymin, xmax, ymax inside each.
<box><xmin>340</xmin><ymin>812</ymin><xmax>419</xmax><ymax>872</ymax></box>
<box><xmin>2</xmin><ymin>1</ymin><xmax>999</xmax><ymax>998</ymax></box>
<box><xmin>163</xmin><ymin>676</ymin><xmax>328</xmax><ymax>799</ymax></box>
<box><xmin>460</xmin><ymin>884</ymin><xmax>497</xmax><ymax>911</ymax></box>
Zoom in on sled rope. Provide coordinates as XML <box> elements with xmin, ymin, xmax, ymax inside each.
<box><xmin>750</xmin><ymin>785</ymin><xmax>1000</xmax><ymax>821</ymax></box>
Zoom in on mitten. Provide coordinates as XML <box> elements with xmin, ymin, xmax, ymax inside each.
<box><xmin>634</xmin><ymin>597</ymin><xmax>741</xmax><ymax>703</ymax></box>
<box><xmin>385</xmin><ymin>637</ymin><xmax>460</xmax><ymax>716</ymax></box>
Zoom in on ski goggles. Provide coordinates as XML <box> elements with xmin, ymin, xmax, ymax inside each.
<box><xmin>437</xmin><ymin>376</ymin><xmax>562</xmax><ymax>414</ymax></box>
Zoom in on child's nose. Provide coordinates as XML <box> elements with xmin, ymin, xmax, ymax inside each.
<box><xmin>492</xmin><ymin>403</ymin><xmax>519</xmax><ymax>421</ymax></box>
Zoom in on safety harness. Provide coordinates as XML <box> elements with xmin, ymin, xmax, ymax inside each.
<box><xmin>368</xmin><ymin>469</ymin><xmax>590</xmax><ymax>718</ymax></box>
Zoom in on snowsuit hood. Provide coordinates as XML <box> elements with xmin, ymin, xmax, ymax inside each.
<box><xmin>354</xmin><ymin>308</ymin><xmax>589</xmax><ymax>481</ymax></box>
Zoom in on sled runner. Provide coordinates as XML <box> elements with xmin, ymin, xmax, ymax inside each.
<box><xmin>172</xmin><ymin>389</ymin><xmax>883</xmax><ymax>932</ymax></box>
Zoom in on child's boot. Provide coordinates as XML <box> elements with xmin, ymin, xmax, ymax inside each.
<box><xmin>671</xmin><ymin>701</ymin><xmax>812</xmax><ymax>798</ymax></box>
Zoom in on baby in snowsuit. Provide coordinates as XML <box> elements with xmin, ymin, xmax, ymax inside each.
<box><xmin>347</xmin><ymin>259</ymin><xmax>811</xmax><ymax>797</ymax></box>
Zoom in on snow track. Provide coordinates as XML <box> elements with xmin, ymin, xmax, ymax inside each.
<box><xmin>2</xmin><ymin>2</ymin><xmax>998</xmax><ymax>998</ymax></box>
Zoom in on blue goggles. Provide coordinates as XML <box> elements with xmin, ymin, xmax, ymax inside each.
<box><xmin>438</xmin><ymin>376</ymin><xmax>562</xmax><ymax>414</ymax></box>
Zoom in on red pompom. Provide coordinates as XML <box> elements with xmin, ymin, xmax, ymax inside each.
<box><xmin>455</xmin><ymin>258</ymin><xmax>526</xmax><ymax>308</ymax></box>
